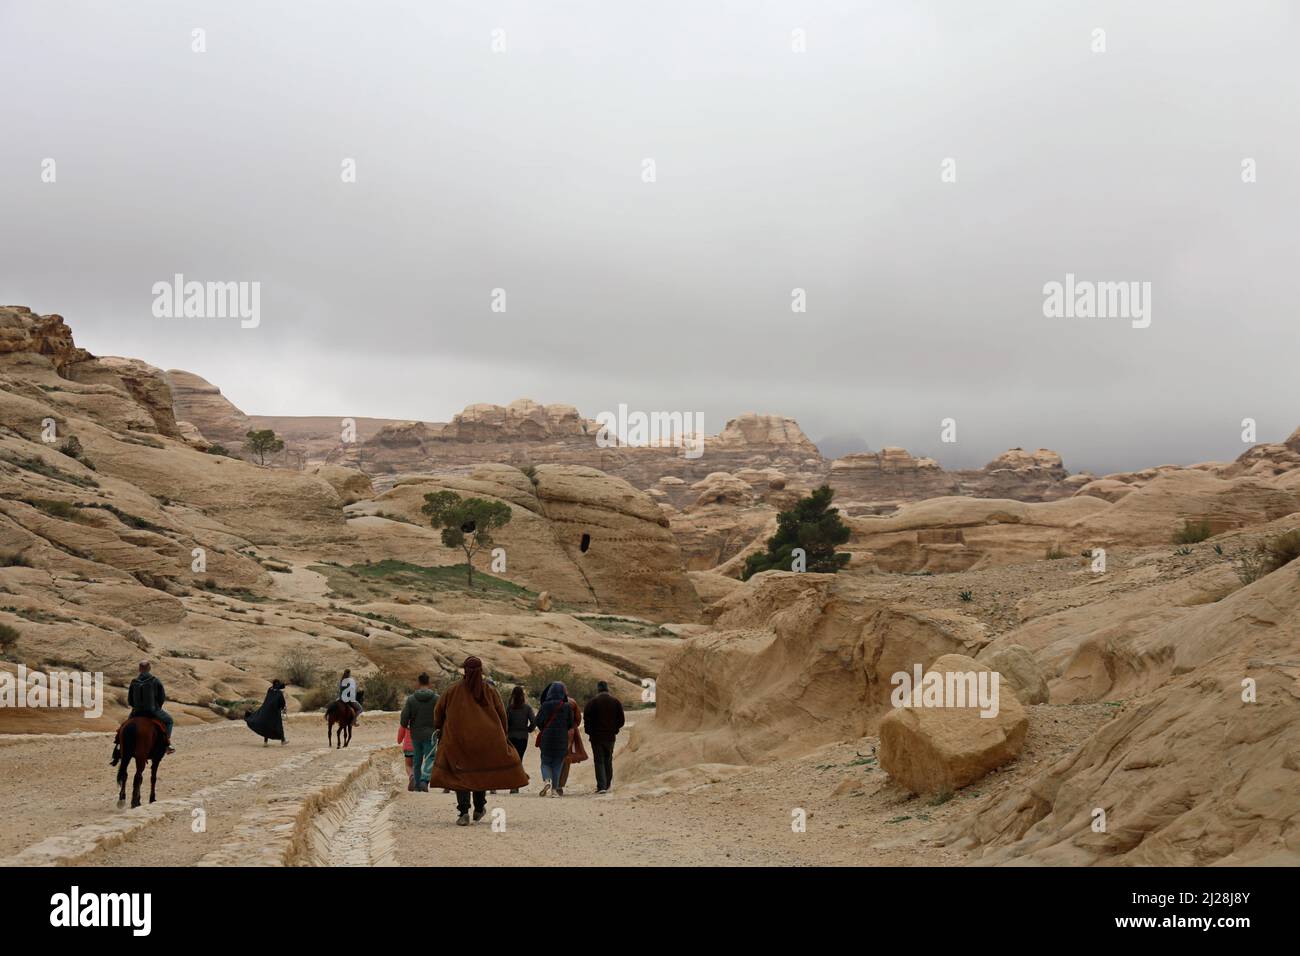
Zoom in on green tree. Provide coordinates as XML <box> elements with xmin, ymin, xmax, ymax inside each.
<box><xmin>242</xmin><ymin>429</ymin><xmax>284</xmax><ymax>465</ymax></box>
<box><xmin>421</xmin><ymin>490</ymin><xmax>513</xmax><ymax>588</ymax></box>
<box><xmin>742</xmin><ymin>484</ymin><xmax>850</xmax><ymax>580</ymax></box>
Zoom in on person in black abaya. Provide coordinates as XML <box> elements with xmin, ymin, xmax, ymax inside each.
<box><xmin>245</xmin><ymin>679</ymin><xmax>288</xmax><ymax>745</ymax></box>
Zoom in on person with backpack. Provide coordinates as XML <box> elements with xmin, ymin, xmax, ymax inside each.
<box><xmin>533</xmin><ymin>682</ymin><xmax>574</xmax><ymax>798</ymax></box>
<box><xmin>399</xmin><ymin>672</ymin><xmax>439</xmax><ymax>792</ymax></box>
<box><xmin>583</xmin><ymin>680</ymin><xmax>626</xmax><ymax>794</ymax></box>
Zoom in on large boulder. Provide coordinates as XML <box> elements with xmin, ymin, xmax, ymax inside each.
<box><xmin>308</xmin><ymin>464</ymin><xmax>373</xmax><ymax>505</ymax></box>
<box><xmin>879</xmin><ymin>653</ymin><xmax>1029</xmax><ymax>794</ymax></box>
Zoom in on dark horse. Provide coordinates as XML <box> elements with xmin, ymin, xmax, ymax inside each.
<box><xmin>325</xmin><ymin>699</ymin><xmax>355</xmax><ymax>748</ymax></box>
<box><xmin>112</xmin><ymin>716</ymin><xmax>167</xmax><ymax>808</ymax></box>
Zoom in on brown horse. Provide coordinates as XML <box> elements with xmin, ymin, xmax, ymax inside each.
<box><xmin>325</xmin><ymin>699</ymin><xmax>355</xmax><ymax>748</ymax></box>
<box><xmin>112</xmin><ymin>716</ymin><xmax>167</xmax><ymax>809</ymax></box>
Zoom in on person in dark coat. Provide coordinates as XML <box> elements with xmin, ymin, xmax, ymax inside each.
<box><xmin>127</xmin><ymin>661</ymin><xmax>174</xmax><ymax>753</ymax></box>
<box><xmin>245</xmin><ymin>679</ymin><xmax>288</xmax><ymax>745</ymax></box>
<box><xmin>427</xmin><ymin>657</ymin><xmax>529</xmax><ymax>825</ymax></box>
<box><xmin>533</xmin><ymin>681</ymin><xmax>574</xmax><ymax>798</ymax></box>
<box><xmin>504</xmin><ymin>685</ymin><xmax>535</xmax><ymax>794</ymax></box>
<box><xmin>583</xmin><ymin>681</ymin><xmax>626</xmax><ymax>794</ymax></box>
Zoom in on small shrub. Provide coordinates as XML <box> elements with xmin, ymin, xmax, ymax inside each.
<box><xmin>524</xmin><ymin>663</ymin><xmax>600</xmax><ymax>704</ymax></box>
<box><xmin>28</xmin><ymin>499</ymin><xmax>80</xmax><ymax>521</ymax></box>
<box><xmin>298</xmin><ymin>677</ymin><xmax>337</xmax><ymax>711</ymax></box>
<box><xmin>361</xmin><ymin>669</ymin><xmax>408</xmax><ymax>711</ymax></box>
<box><xmin>1263</xmin><ymin>529</ymin><xmax>1300</xmax><ymax>573</ymax></box>
<box><xmin>0</xmin><ymin>623</ymin><xmax>19</xmax><ymax>652</ymax></box>
<box><xmin>1173</xmin><ymin>519</ymin><xmax>1213</xmax><ymax>544</ymax></box>
<box><xmin>1044</xmin><ymin>546</ymin><xmax>1066</xmax><ymax>560</ymax></box>
<box><xmin>1234</xmin><ymin>530</ymin><xmax>1300</xmax><ymax>585</ymax></box>
<box><xmin>0</xmin><ymin>552</ymin><xmax>33</xmax><ymax>568</ymax></box>
<box><xmin>1174</xmin><ymin>546</ymin><xmax>1192</xmax><ymax>556</ymax></box>
<box><xmin>1235</xmin><ymin>546</ymin><xmax>1269</xmax><ymax>585</ymax></box>
<box><xmin>278</xmin><ymin>648</ymin><xmax>318</xmax><ymax>687</ymax></box>
<box><xmin>958</xmin><ymin>590</ymin><xmax>973</xmax><ymax>602</ymax></box>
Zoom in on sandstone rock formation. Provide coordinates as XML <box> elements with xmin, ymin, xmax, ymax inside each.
<box><xmin>879</xmin><ymin>653</ymin><xmax>1029</xmax><ymax>794</ymax></box>
<box><xmin>944</xmin><ymin>559</ymin><xmax>1300</xmax><ymax>865</ymax></box>
<box><xmin>436</xmin><ymin>399</ymin><xmax>589</xmax><ymax>442</ymax></box>
<box><xmin>348</xmin><ymin>462</ymin><xmax>700</xmax><ymax>622</ymax></box>
<box><xmin>961</xmin><ymin>448</ymin><xmax>1072</xmax><ymax>501</ymax></box>
<box><xmin>0</xmin><ymin>306</ymin><xmax>90</xmax><ymax>371</ymax></box>
<box><xmin>164</xmin><ymin>369</ymin><xmax>253</xmax><ymax>445</ymax></box>
<box><xmin>829</xmin><ymin>447</ymin><xmax>958</xmax><ymax>510</ymax></box>
<box><xmin>977</xmin><ymin>643</ymin><xmax>1049</xmax><ymax>705</ymax></box>
<box><xmin>713</xmin><ymin>413</ymin><xmax>820</xmax><ymax>455</ymax></box>
<box><xmin>619</xmin><ymin>573</ymin><xmax>989</xmax><ymax>779</ymax></box>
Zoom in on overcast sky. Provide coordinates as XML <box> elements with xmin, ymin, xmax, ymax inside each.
<box><xmin>2</xmin><ymin>0</ymin><xmax>1296</xmax><ymax>474</ymax></box>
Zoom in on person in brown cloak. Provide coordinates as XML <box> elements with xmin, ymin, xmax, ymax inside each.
<box><xmin>428</xmin><ymin>656</ymin><xmax>529</xmax><ymax>825</ymax></box>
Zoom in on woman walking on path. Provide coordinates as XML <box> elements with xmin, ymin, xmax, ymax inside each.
<box><xmin>244</xmin><ymin>679</ymin><xmax>287</xmax><ymax>745</ymax></box>
<box><xmin>505</xmin><ymin>685</ymin><xmax>535</xmax><ymax>794</ymax></box>
<box><xmin>428</xmin><ymin>657</ymin><xmax>529</xmax><ymax>825</ymax></box>
<box><xmin>534</xmin><ymin>682</ymin><xmax>574</xmax><ymax>798</ymax></box>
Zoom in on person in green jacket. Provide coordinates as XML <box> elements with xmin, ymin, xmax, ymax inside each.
<box><xmin>399</xmin><ymin>672</ymin><xmax>439</xmax><ymax>792</ymax></box>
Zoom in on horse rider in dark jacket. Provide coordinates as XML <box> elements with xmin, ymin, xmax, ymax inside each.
<box><xmin>127</xmin><ymin>660</ymin><xmax>175</xmax><ymax>754</ymax></box>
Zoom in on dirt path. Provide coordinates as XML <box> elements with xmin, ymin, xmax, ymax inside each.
<box><xmin>389</xmin><ymin>701</ymin><xmax>1112</xmax><ymax>866</ymax></box>
<box><xmin>0</xmin><ymin>713</ymin><xmax>395</xmax><ymax>866</ymax></box>
<box><xmin>0</xmin><ymin>703</ymin><xmax>1112</xmax><ymax>866</ymax></box>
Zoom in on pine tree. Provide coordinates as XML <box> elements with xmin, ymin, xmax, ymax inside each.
<box><xmin>742</xmin><ymin>484</ymin><xmax>850</xmax><ymax>580</ymax></box>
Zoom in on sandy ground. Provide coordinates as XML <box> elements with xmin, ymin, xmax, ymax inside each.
<box><xmin>0</xmin><ymin>702</ymin><xmax>1113</xmax><ymax>867</ymax></box>
<box><xmin>0</xmin><ymin>712</ymin><xmax>395</xmax><ymax>866</ymax></box>
<box><xmin>390</xmin><ymin>702</ymin><xmax>1113</xmax><ymax>866</ymax></box>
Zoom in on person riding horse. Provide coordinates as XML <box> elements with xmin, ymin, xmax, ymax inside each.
<box><xmin>339</xmin><ymin>669</ymin><xmax>362</xmax><ymax>723</ymax></box>
<box><xmin>112</xmin><ymin>661</ymin><xmax>174</xmax><ymax>760</ymax></box>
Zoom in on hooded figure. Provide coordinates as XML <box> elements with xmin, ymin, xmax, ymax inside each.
<box><xmin>244</xmin><ymin>680</ymin><xmax>287</xmax><ymax>744</ymax></box>
<box><xmin>533</xmin><ymin>681</ymin><xmax>575</xmax><ymax>796</ymax></box>
<box><xmin>427</xmin><ymin>657</ymin><xmax>529</xmax><ymax>794</ymax></box>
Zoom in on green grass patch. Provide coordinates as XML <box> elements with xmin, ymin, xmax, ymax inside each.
<box><xmin>309</xmin><ymin>559</ymin><xmax>534</xmax><ymax>605</ymax></box>
<box><xmin>0</xmin><ymin>450</ymin><xmax>98</xmax><ymax>488</ymax></box>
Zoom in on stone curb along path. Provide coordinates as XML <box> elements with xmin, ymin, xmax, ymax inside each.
<box><xmin>0</xmin><ymin>746</ymin><xmax>336</xmax><ymax>867</ymax></box>
<box><xmin>198</xmin><ymin>743</ymin><xmax>398</xmax><ymax>867</ymax></box>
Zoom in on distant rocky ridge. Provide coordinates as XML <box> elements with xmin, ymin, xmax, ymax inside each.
<box><xmin>167</xmin><ymin>366</ymin><xmax>1082</xmax><ymax>507</ymax></box>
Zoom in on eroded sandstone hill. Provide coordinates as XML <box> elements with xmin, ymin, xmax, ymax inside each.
<box><xmin>0</xmin><ymin>306</ymin><xmax>697</xmax><ymax>736</ymax></box>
